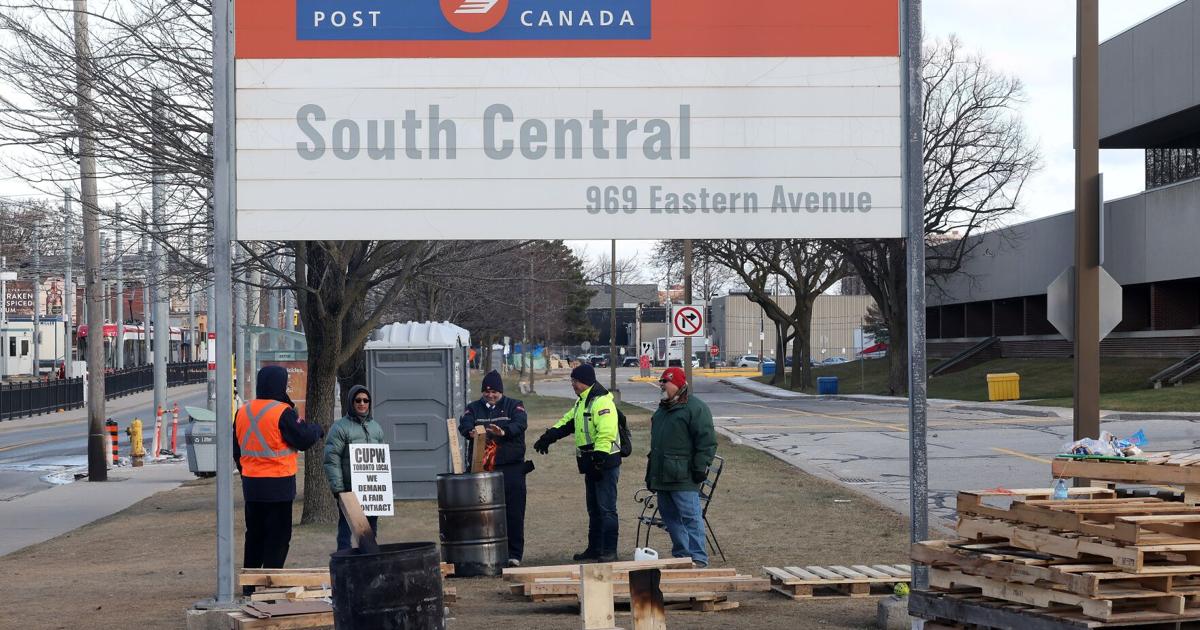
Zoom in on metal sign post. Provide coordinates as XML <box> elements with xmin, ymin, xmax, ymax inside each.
<box><xmin>901</xmin><ymin>0</ymin><xmax>929</xmax><ymax>591</ymax></box>
<box><xmin>211</xmin><ymin>0</ymin><xmax>236</xmax><ymax>606</ymax></box>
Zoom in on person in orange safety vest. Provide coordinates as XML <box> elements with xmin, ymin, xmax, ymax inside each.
<box><xmin>234</xmin><ymin>365</ymin><xmax>323</xmax><ymax>594</ymax></box>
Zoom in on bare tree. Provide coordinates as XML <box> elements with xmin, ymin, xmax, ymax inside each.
<box><xmin>839</xmin><ymin>36</ymin><xmax>1039</xmax><ymax>394</ymax></box>
<box><xmin>696</xmin><ymin>240</ymin><xmax>845</xmax><ymax>389</ymax></box>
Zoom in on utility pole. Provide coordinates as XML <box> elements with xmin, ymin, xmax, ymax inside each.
<box><xmin>682</xmin><ymin>239</ymin><xmax>693</xmax><ymax>385</ymax></box>
<box><xmin>74</xmin><ymin>0</ymin><xmax>107</xmax><ymax>482</ymax></box>
<box><xmin>151</xmin><ymin>88</ymin><xmax>169</xmax><ymax>437</ymax></box>
<box><xmin>609</xmin><ymin>240</ymin><xmax>618</xmax><ymax>402</ymax></box>
<box><xmin>1074</xmin><ymin>0</ymin><xmax>1101</xmax><ymax>443</ymax></box>
<box><xmin>63</xmin><ymin>194</ymin><xmax>73</xmax><ymax>378</ymax></box>
<box><xmin>115</xmin><ymin>210</ymin><xmax>124</xmax><ymax>370</ymax></box>
<box><xmin>141</xmin><ymin>207</ymin><xmax>150</xmax><ymax>366</ymax></box>
<box><xmin>32</xmin><ymin>223</ymin><xmax>41</xmax><ymax>379</ymax></box>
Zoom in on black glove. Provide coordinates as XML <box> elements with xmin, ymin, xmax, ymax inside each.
<box><xmin>692</xmin><ymin>470</ymin><xmax>708</xmax><ymax>484</ymax></box>
<box><xmin>533</xmin><ymin>431</ymin><xmax>553</xmax><ymax>455</ymax></box>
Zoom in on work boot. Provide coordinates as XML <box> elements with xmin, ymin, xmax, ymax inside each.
<box><xmin>597</xmin><ymin>552</ymin><xmax>619</xmax><ymax>563</ymax></box>
<box><xmin>507</xmin><ymin>558</ymin><xmax>521</xmax><ymax>568</ymax></box>
<box><xmin>573</xmin><ymin>549</ymin><xmax>600</xmax><ymax>561</ymax></box>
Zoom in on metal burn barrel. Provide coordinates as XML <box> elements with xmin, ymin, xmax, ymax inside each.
<box><xmin>329</xmin><ymin>542</ymin><xmax>444</xmax><ymax>630</ymax></box>
<box><xmin>436</xmin><ymin>472</ymin><xmax>507</xmax><ymax>576</ymax></box>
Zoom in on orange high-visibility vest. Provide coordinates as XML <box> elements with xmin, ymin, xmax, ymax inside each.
<box><xmin>235</xmin><ymin>400</ymin><xmax>297</xmax><ymax>478</ymax></box>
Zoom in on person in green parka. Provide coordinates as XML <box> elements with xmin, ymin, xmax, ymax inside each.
<box><xmin>646</xmin><ymin>367</ymin><xmax>718</xmax><ymax>567</ymax></box>
<box><xmin>323</xmin><ymin>384</ymin><xmax>386</xmax><ymax>551</ymax></box>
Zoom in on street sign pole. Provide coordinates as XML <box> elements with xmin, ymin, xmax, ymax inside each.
<box><xmin>211</xmin><ymin>0</ymin><xmax>236</xmax><ymax>606</ymax></box>
<box><xmin>1074</xmin><ymin>0</ymin><xmax>1101</xmax><ymax>444</ymax></box>
<box><xmin>901</xmin><ymin>0</ymin><xmax>929</xmax><ymax>591</ymax></box>
<box><xmin>683</xmin><ymin>239</ymin><xmax>693</xmax><ymax>384</ymax></box>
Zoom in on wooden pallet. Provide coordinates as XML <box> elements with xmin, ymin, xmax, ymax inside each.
<box><xmin>957</xmin><ymin>515</ymin><xmax>1200</xmax><ymax>573</ymax></box>
<box><xmin>957</xmin><ymin>491</ymin><xmax>1200</xmax><ymax>545</ymax></box>
<box><xmin>929</xmin><ymin>568</ymin><xmax>1186</xmax><ymax>621</ymax></box>
<box><xmin>762</xmin><ymin>564</ymin><xmax>911</xmax><ymax>599</ymax></box>
<box><xmin>911</xmin><ymin>589</ymin><xmax>1200</xmax><ymax>629</ymax></box>
<box><xmin>515</xmin><ymin>573</ymin><xmax>769</xmax><ymax>598</ymax></box>
<box><xmin>913</xmin><ymin>540</ymin><xmax>1200</xmax><ymax>599</ymax></box>
<box><xmin>1051</xmin><ymin>454</ymin><xmax>1200</xmax><ymax>505</ymax></box>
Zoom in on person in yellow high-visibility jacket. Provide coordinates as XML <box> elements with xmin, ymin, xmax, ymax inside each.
<box><xmin>533</xmin><ymin>363</ymin><xmax>622</xmax><ymax>562</ymax></box>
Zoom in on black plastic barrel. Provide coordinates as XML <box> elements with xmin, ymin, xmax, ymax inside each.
<box><xmin>436</xmin><ymin>472</ymin><xmax>507</xmax><ymax>576</ymax></box>
<box><xmin>329</xmin><ymin>542</ymin><xmax>444</xmax><ymax>630</ymax></box>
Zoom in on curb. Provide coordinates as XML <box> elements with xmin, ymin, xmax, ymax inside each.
<box><xmin>950</xmin><ymin>404</ymin><xmax>1060</xmax><ymax>418</ymax></box>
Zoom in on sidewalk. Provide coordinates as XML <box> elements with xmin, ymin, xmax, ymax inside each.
<box><xmin>0</xmin><ymin>458</ymin><xmax>196</xmax><ymax>557</ymax></box>
<box><xmin>720</xmin><ymin>376</ymin><xmax>1200</xmax><ymax>422</ymax></box>
<box><xmin>0</xmin><ymin>383</ymin><xmax>209</xmax><ymax>435</ymax></box>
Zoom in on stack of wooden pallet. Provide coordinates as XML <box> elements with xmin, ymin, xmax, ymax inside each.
<box><xmin>230</xmin><ymin>563</ymin><xmax>456</xmax><ymax>629</ymax></box>
<box><xmin>763</xmin><ymin>563</ymin><xmax>912</xmax><ymax>599</ymax></box>
<box><xmin>913</xmin><ymin>484</ymin><xmax>1200</xmax><ymax>627</ymax></box>
<box><xmin>504</xmin><ymin>558</ymin><xmax>769</xmax><ymax>612</ymax></box>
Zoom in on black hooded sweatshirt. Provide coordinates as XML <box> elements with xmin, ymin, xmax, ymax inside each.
<box><xmin>233</xmin><ymin>365</ymin><xmax>324</xmax><ymax>502</ymax></box>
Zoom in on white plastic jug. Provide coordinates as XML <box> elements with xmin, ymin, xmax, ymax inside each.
<box><xmin>634</xmin><ymin>547</ymin><xmax>659</xmax><ymax>562</ymax></box>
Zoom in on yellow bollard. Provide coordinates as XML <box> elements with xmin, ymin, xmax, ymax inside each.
<box><xmin>126</xmin><ymin>418</ymin><xmax>146</xmax><ymax>466</ymax></box>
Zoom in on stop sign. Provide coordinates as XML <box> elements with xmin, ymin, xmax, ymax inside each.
<box><xmin>709</xmin><ymin>345</ymin><xmax>719</xmax><ymax>357</ymax></box>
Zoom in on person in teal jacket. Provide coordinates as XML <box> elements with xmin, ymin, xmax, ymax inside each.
<box><xmin>323</xmin><ymin>384</ymin><xmax>387</xmax><ymax>551</ymax></box>
<box><xmin>647</xmin><ymin>367</ymin><xmax>717</xmax><ymax>567</ymax></box>
<box><xmin>533</xmin><ymin>363</ymin><xmax>622</xmax><ymax>562</ymax></box>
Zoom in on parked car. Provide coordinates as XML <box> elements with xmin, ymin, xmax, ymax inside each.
<box><xmin>589</xmin><ymin>355</ymin><xmax>609</xmax><ymax>368</ymax></box>
<box><xmin>735</xmin><ymin>355</ymin><xmax>775</xmax><ymax>369</ymax></box>
<box><xmin>819</xmin><ymin>356</ymin><xmax>850</xmax><ymax>366</ymax></box>
<box><xmin>622</xmin><ymin>356</ymin><xmax>640</xmax><ymax>367</ymax></box>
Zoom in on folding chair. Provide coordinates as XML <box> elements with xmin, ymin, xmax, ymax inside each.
<box><xmin>633</xmin><ymin>455</ymin><xmax>725</xmax><ymax>562</ymax></box>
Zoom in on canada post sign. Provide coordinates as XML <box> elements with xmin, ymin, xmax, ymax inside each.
<box><xmin>234</xmin><ymin>0</ymin><xmax>902</xmax><ymax>240</ymax></box>
<box><xmin>298</xmin><ymin>0</ymin><xmax>652</xmax><ymax>41</ymax></box>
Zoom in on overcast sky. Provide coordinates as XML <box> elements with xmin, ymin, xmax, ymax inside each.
<box><xmin>0</xmin><ymin>1</ymin><xmax>1184</xmax><ymax>273</ymax></box>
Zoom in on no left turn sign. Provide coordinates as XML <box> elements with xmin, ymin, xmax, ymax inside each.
<box><xmin>672</xmin><ymin>305</ymin><xmax>705</xmax><ymax>338</ymax></box>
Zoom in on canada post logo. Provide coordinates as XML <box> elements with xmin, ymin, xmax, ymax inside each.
<box><xmin>297</xmin><ymin>0</ymin><xmax>651</xmax><ymax>41</ymax></box>
<box><xmin>441</xmin><ymin>0</ymin><xmax>508</xmax><ymax>33</ymax></box>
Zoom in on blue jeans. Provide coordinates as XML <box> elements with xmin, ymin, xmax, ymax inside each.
<box><xmin>336</xmin><ymin>510</ymin><xmax>379</xmax><ymax>552</ymax></box>
<box><xmin>584</xmin><ymin>465</ymin><xmax>620</xmax><ymax>554</ymax></box>
<box><xmin>656</xmin><ymin>490</ymin><xmax>708</xmax><ymax>567</ymax></box>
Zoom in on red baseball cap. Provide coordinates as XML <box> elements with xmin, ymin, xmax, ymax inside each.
<box><xmin>660</xmin><ymin>367</ymin><xmax>687</xmax><ymax>388</ymax></box>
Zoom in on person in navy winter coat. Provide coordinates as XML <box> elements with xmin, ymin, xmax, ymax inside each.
<box><xmin>458</xmin><ymin>370</ymin><xmax>531</xmax><ymax>566</ymax></box>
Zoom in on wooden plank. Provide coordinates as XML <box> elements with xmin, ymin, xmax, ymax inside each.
<box><xmin>446</xmin><ymin>419</ymin><xmax>464</xmax><ymax>475</ymax></box>
<box><xmin>628</xmin><ymin>569</ymin><xmax>666</xmax><ymax>630</ymax></box>
<box><xmin>470</xmin><ymin>429</ymin><xmax>487</xmax><ymax>473</ymax></box>
<box><xmin>336</xmin><ymin>492</ymin><xmax>379</xmax><ymax>553</ymax></box>
<box><xmin>230</xmin><ymin>612</ymin><xmax>335</xmax><ymax>630</ymax></box>
<box><xmin>873</xmin><ymin>565</ymin><xmax>911</xmax><ymax>578</ymax></box>
<box><xmin>1053</xmin><ymin>458</ymin><xmax>1200</xmax><ymax>486</ymax></box>
<box><xmin>525</xmin><ymin>576</ymin><xmax>771</xmax><ymax>596</ymax></box>
<box><xmin>503</xmin><ymin>558</ymin><xmax>693</xmax><ymax>582</ymax></box>
<box><xmin>781</xmin><ymin>566</ymin><xmax>823</xmax><ymax>581</ymax></box>
<box><xmin>851</xmin><ymin>565</ymin><xmax>893</xmax><ymax>579</ymax></box>
<box><xmin>580</xmin><ymin>564</ymin><xmax>616</xmax><ymax>630</ymax></box>
<box><xmin>803</xmin><ymin>566</ymin><xmax>844</xmax><ymax>581</ymax></box>
<box><xmin>827</xmin><ymin>565</ymin><xmax>870</xmax><ymax>580</ymax></box>
<box><xmin>238</xmin><ymin>574</ymin><xmax>330</xmax><ymax>588</ymax></box>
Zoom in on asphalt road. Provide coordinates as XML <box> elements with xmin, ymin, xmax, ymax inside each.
<box><xmin>533</xmin><ymin>368</ymin><xmax>1200</xmax><ymax>529</ymax></box>
<box><xmin>0</xmin><ymin>385</ymin><xmax>210</xmax><ymax>502</ymax></box>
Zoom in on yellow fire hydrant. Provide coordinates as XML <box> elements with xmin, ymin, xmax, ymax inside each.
<box><xmin>126</xmin><ymin>418</ymin><xmax>146</xmax><ymax>466</ymax></box>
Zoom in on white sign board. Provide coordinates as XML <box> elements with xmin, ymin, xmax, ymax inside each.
<box><xmin>348</xmin><ymin>444</ymin><xmax>394</xmax><ymax>517</ymax></box>
<box><xmin>639</xmin><ymin>342</ymin><xmax>654</xmax><ymax>358</ymax></box>
<box><xmin>232</xmin><ymin>1</ymin><xmax>901</xmax><ymax>241</ymax></box>
<box><xmin>671</xmin><ymin>304</ymin><xmax>706</xmax><ymax>338</ymax></box>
